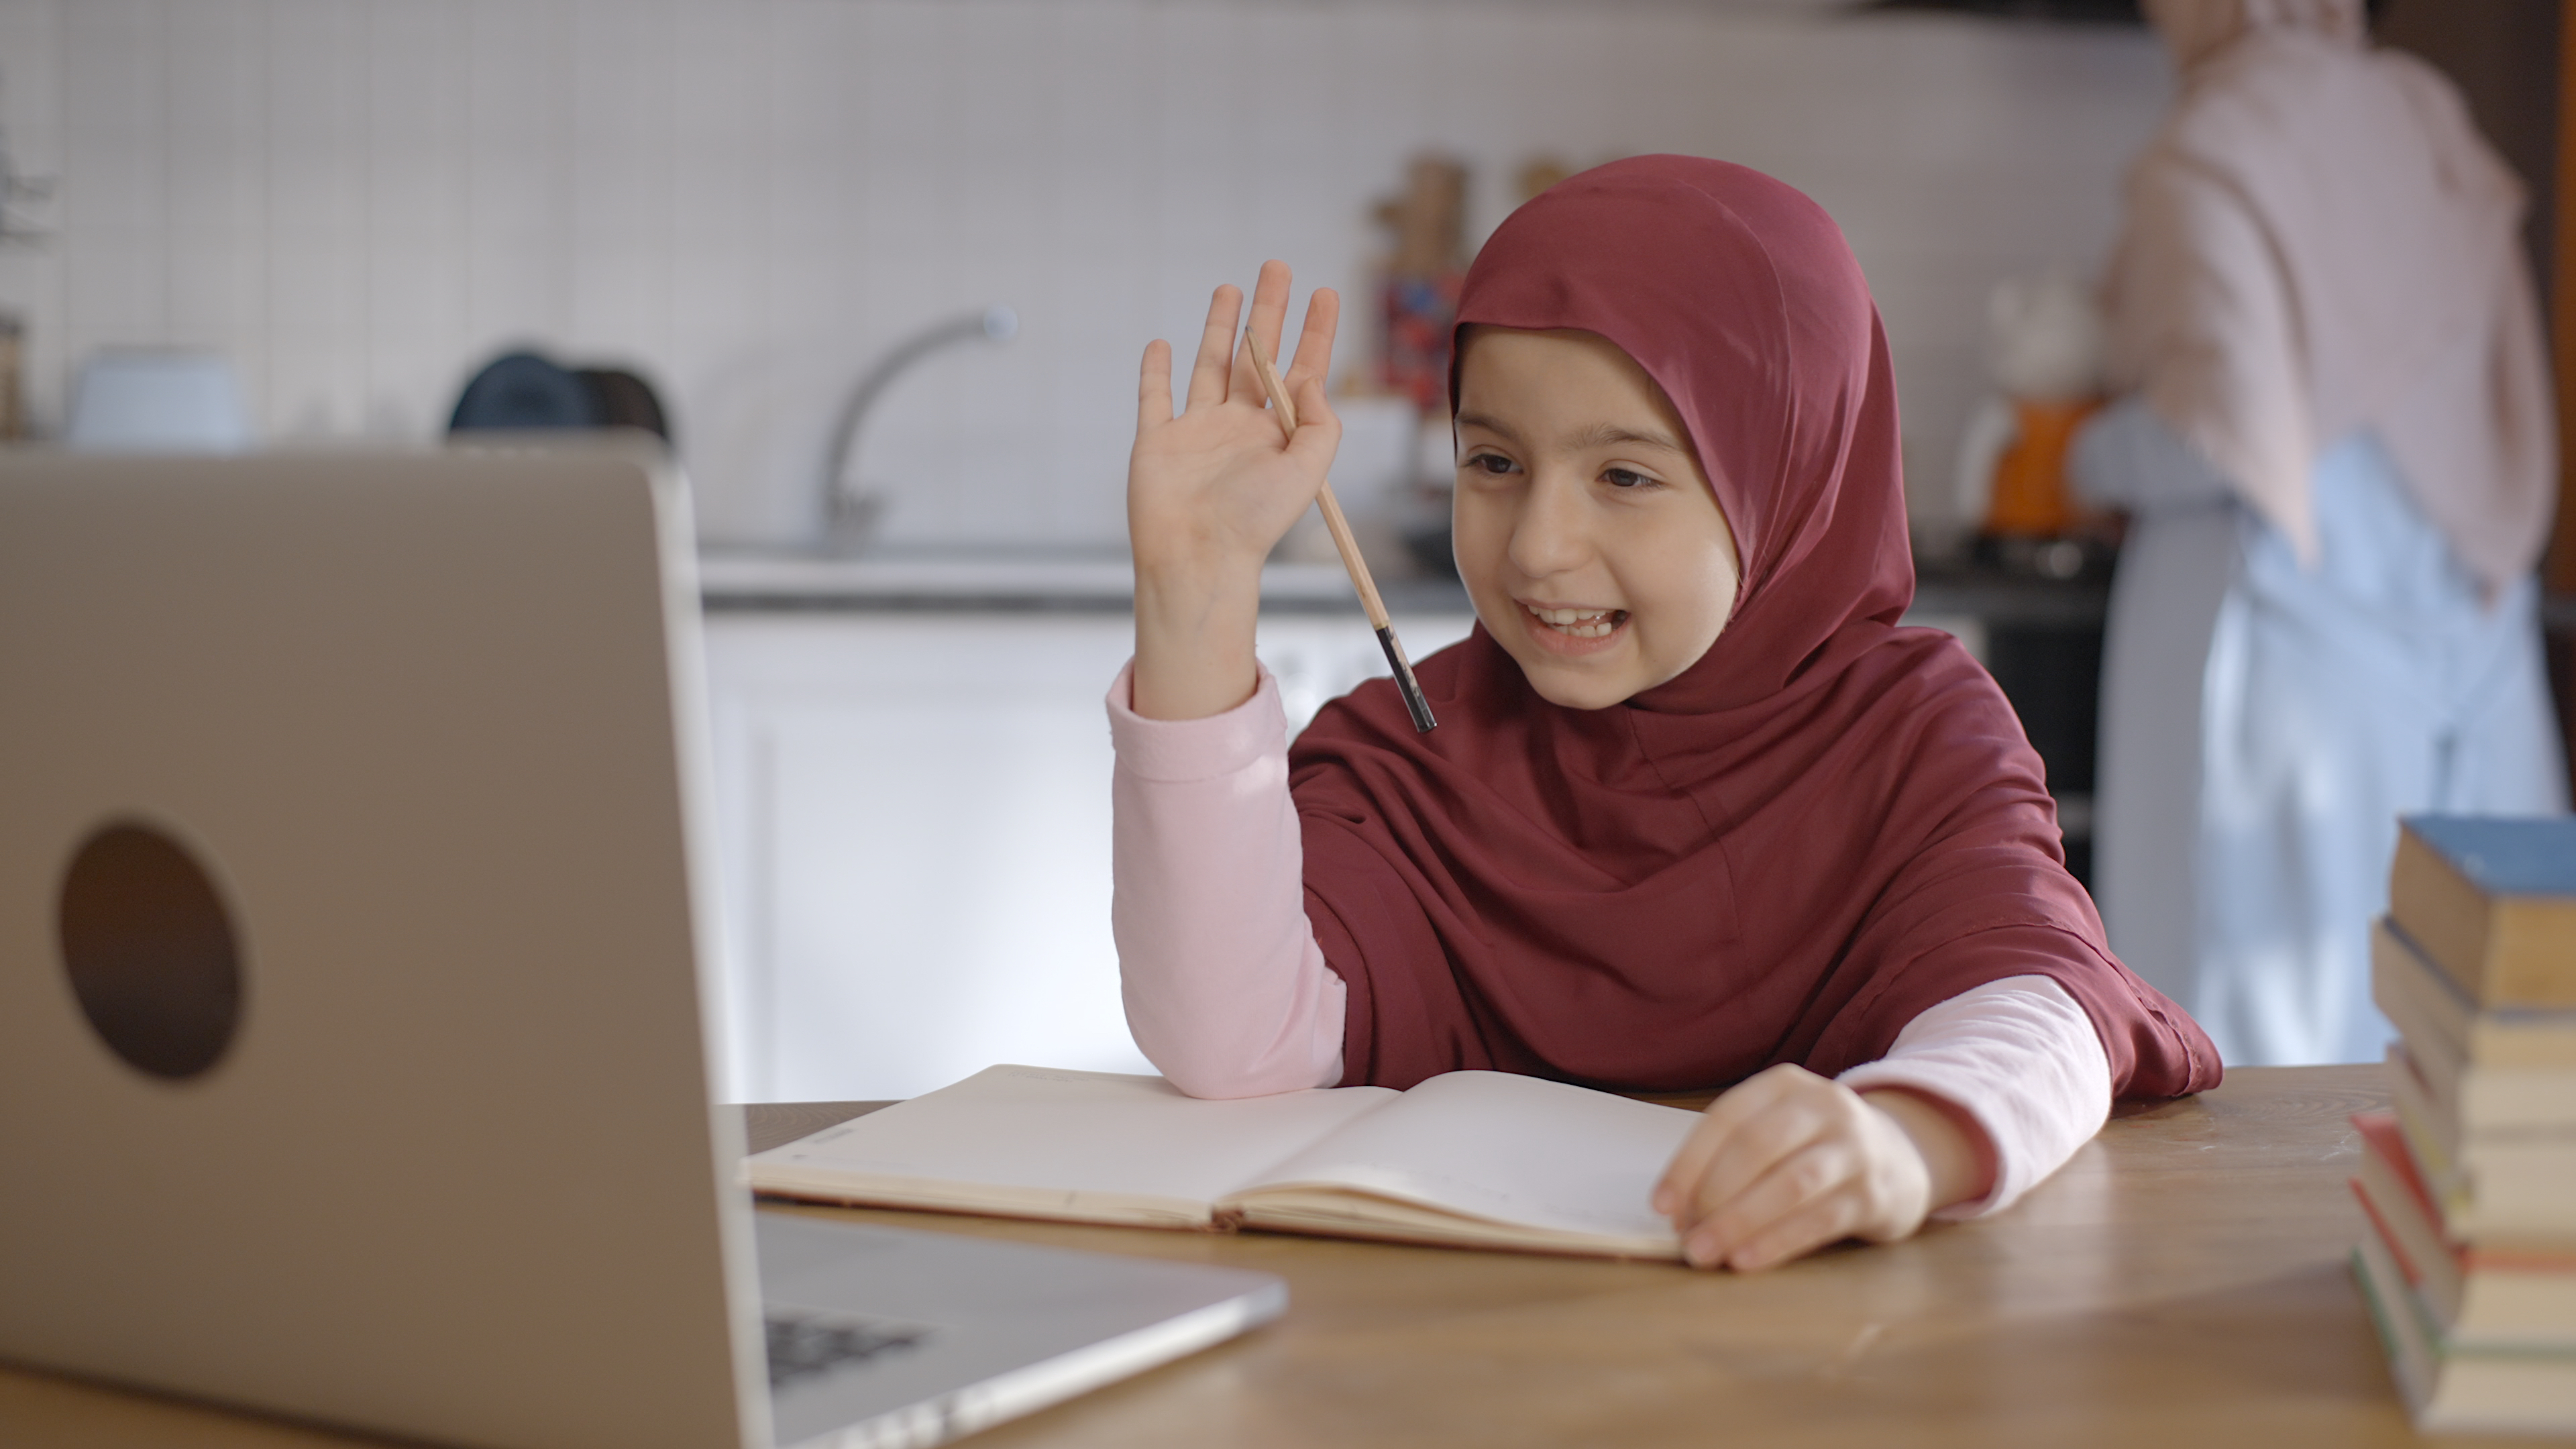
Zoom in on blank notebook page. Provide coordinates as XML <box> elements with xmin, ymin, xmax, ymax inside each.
<box><xmin>1242</xmin><ymin>1070</ymin><xmax>1699</xmax><ymax>1242</ymax></box>
<box><xmin>759</xmin><ymin>1065</ymin><xmax>1398</xmax><ymax>1205</ymax></box>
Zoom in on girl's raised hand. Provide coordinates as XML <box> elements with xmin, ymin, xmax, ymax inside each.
<box><xmin>1649</xmin><ymin>1065</ymin><xmax>1996</xmax><ymax>1272</ymax></box>
<box><xmin>1128</xmin><ymin>262</ymin><xmax>1341</xmax><ymax>720</ymax></box>
<box><xmin>1131</xmin><ymin>260</ymin><xmax>1341</xmax><ymax>581</ymax></box>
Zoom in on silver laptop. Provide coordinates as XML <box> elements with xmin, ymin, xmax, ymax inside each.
<box><xmin>0</xmin><ymin>446</ymin><xmax>1283</xmax><ymax>1449</ymax></box>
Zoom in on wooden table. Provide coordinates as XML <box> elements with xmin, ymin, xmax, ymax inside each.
<box><xmin>0</xmin><ymin>1065</ymin><xmax>2548</xmax><ymax>1448</ymax></box>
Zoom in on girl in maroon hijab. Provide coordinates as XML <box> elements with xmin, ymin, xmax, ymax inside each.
<box><xmin>1112</xmin><ymin>156</ymin><xmax>2218</xmax><ymax>1271</ymax></box>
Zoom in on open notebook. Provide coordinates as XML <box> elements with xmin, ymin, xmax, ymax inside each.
<box><xmin>747</xmin><ymin>1065</ymin><xmax>1702</xmax><ymax>1260</ymax></box>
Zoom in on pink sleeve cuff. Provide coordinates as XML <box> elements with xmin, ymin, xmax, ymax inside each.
<box><xmin>1106</xmin><ymin>662</ymin><xmax>1289</xmax><ymax>784</ymax></box>
<box><xmin>1838</xmin><ymin>975</ymin><xmax>2112</xmax><ymax>1220</ymax></box>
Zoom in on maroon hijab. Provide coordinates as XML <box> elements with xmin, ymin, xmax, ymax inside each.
<box><xmin>1289</xmin><ymin>156</ymin><xmax>2218</xmax><ymax>1098</ymax></box>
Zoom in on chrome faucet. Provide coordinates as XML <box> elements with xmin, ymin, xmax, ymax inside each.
<box><xmin>820</xmin><ymin>305</ymin><xmax>1018</xmax><ymax>552</ymax></box>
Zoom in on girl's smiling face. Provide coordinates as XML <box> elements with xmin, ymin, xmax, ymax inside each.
<box><xmin>1450</xmin><ymin>326</ymin><xmax>1742</xmax><ymax>710</ymax></box>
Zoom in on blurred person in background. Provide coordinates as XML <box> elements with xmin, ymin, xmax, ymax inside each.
<box><xmin>2072</xmin><ymin>0</ymin><xmax>2567</xmax><ymax>1067</ymax></box>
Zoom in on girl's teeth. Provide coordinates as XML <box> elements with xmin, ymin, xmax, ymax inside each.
<box><xmin>1527</xmin><ymin>604</ymin><xmax>1621</xmax><ymax>639</ymax></box>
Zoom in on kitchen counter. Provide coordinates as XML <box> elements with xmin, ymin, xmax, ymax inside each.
<box><xmin>696</xmin><ymin>549</ymin><xmax>1477</xmax><ymax>616</ymax></box>
<box><xmin>696</xmin><ymin>548</ymin><xmax>2108</xmax><ymax>627</ymax></box>
<box><xmin>1910</xmin><ymin>557</ymin><xmax>2109</xmax><ymax>628</ymax></box>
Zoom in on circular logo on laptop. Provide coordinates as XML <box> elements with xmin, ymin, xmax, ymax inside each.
<box><xmin>56</xmin><ymin>821</ymin><xmax>245</xmax><ymax>1080</ymax></box>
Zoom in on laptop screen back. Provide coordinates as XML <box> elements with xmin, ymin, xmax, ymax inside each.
<box><xmin>0</xmin><ymin>449</ymin><xmax>767</xmax><ymax>1449</ymax></box>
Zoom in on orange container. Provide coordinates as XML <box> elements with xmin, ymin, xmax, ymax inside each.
<box><xmin>1984</xmin><ymin>396</ymin><xmax>2100</xmax><ymax>538</ymax></box>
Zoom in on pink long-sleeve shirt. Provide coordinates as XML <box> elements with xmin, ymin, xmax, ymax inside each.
<box><xmin>1108</xmin><ymin>663</ymin><xmax>2112</xmax><ymax>1219</ymax></box>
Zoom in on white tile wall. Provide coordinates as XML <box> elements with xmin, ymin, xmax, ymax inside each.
<box><xmin>0</xmin><ymin>0</ymin><xmax>2170</xmax><ymax>545</ymax></box>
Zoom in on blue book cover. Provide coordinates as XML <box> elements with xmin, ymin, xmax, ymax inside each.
<box><xmin>2404</xmin><ymin>817</ymin><xmax>2576</xmax><ymax>900</ymax></box>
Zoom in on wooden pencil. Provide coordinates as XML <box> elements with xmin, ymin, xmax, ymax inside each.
<box><xmin>1242</xmin><ymin>326</ymin><xmax>1437</xmax><ymax>733</ymax></box>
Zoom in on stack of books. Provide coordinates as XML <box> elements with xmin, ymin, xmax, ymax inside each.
<box><xmin>2351</xmin><ymin>815</ymin><xmax>2576</xmax><ymax>1434</ymax></box>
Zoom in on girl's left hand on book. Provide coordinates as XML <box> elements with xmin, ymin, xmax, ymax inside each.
<box><xmin>1650</xmin><ymin>1064</ymin><xmax>1984</xmax><ymax>1271</ymax></box>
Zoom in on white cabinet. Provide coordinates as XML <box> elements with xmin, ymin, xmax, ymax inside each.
<box><xmin>699</xmin><ymin>607</ymin><xmax>1476</xmax><ymax>1102</ymax></box>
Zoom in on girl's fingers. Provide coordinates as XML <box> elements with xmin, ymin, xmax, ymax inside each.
<box><xmin>1688</xmin><ymin>1137</ymin><xmax>1856</xmax><ymax>1263</ymax></box>
<box><xmin>1679</xmin><ymin>1119</ymin><xmax>1823</xmax><ymax>1252</ymax></box>
<box><xmin>1286</xmin><ymin>286</ymin><xmax>1341</xmax><ymax>394</ymax></box>
<box><xmin>1283</xmin><ymin>374</ymin><xmax>1340</xmax><ymax>470</ymax></box>
<box><xmin>1658</xmin><ymin>1068</ymin><xmax>1935</xmax><ymax>1273</ymax></box>
<box><xmin>1654</xmin><ymin>1078</ymin><xmax>1772</xmax><ymax>1217</ymax></box>
<box><xmin>1185</xmin><ymin>285</ymin><xmax>1244</xmax><ymax>413</ymax></box>
<box><xmin>1680</xmin><ymin>1139</ymin><xmax>1861</xmax><ymax>1271</ymax></box>
<box><xmin>1137</xmin><ymin>339</ymin><xmax>1173</xmax><ymax>433</ymax></box>
<box><xmin>1654</xmin><ymin>1116</ymin><xmax>1730</xmax><ymax>1220</ymax></box>
<box><xmin>1662</xmin><ymin>1069</ymin><xmax>1825</xmax><ymax>1224</ymax></box>
<box><xmin>1234</xmin><ymin>260</ymin><xmax>1296</xmax><ymax>401</ymax></box>
<box><xmin>1725</xmin><ymin>1181</ymin><xmax>1868</xmax><ymax>1273</ymax></box>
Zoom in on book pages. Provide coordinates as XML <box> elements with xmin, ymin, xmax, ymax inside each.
<box><xmin>1228</xmin><ymin>1070</ymin><xmax>1696</xmax><ymax>1250</ymax></box>
<box><xmin>746</xmin><ymin>1065</ymin><xmax>1397</xmax><ymax>1225</ymax></box>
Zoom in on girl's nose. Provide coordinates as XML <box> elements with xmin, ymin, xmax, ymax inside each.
<box><xmin>1507</xmin><ymin>470</ymin><xmax>1593</xmax><ymax>581</ymax></box>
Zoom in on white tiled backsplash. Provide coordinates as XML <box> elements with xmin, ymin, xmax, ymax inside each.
<box><xmin>0</xmin><ymin>0</ymin><xmax>2168</xmax><ymax>547</ymax></box>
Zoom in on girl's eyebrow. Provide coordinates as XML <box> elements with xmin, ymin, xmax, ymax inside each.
<box><xmin>1455</xmin><ymin>412</ymin><xmax>1684</xmax><ymax>455</ymax></box>
<box><xmin>1569</xmin><ymin>422</ymin><xmax>1686</xmax><ymax>453</ymax></box>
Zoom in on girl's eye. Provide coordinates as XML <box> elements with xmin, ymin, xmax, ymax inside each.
<box><xmin>1463</xmin><ymin>452</ymin><xmax>1517</xmax><ymax>476</ymax></box>
<box><xmin>1603</xmin><ymin>468</ymin><xmax>1655</xmax><ymax>490</ymax></box>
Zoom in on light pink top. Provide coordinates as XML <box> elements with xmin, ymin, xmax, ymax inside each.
<box><xmin>1109</xmin><ymin>663</ymin><xmax>2112</xmax><ymax>1219</ymax></box>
